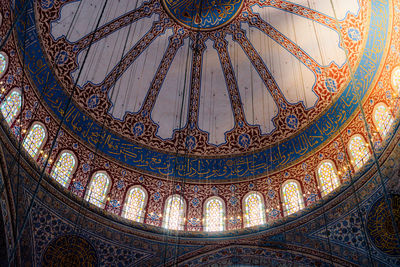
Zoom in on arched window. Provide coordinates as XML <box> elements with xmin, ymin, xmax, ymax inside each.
<box><xmin>163</xmin><ymin>195</ymin><xmax>185</xmax><ymax>230</ymax></box>
<box><xmin>1</xmin><ymin>89</ymin><xmax>21</xmax><ymax>125</ymax></box>
<box><xmin>50</xmin><ymin>151</ymin><xmax>77</xmax><ymax>187</ymax></box>
<box><xmin>122</xmin><ymin>186</ymin><xmax>147</xmax><ymax>223</ymax></box>
<box><xmin>204</xmin><ymin>197</ymin><xmax>225</xmax><ymax>232</ymax></box>
<box><xmin>391</xmin><ymin>66</ymin><xmax>400</xmax><ymax>92</ymax></box>
<box><xmin>85</xmin><ymin>172</ymin><xmax>111</xmax><ymax>208</ymax></box>
<box><xmin>22</xmin><ymin>123</ymin><xmax>46</xmax><ymax>158</ymax></box>
<box><xmin>0</xmin><ymin>52</ymin><xmax>8</xmax><ymax>79</ymax></box>
<box><xmin>348</xmin><ymin>135</ymin><xmax>370</xmax><ymax>170</ymax></box>
<box><xmin>243</xmin><ymin>192</ymin><xmax>265</xmax><ymax>227</ymax></box>
<box><xmin>282</xmin><ymin>181</ymin><xmax>304</xmax><ymax>216</ymax></box>
<box><xmin>317</xmin><ymin>160</ymin><xmax>340</xmax><ymax>197</ymax></box>
<box><xmin>373</xmin><ymin>103</ymin><xmax>393</xmax><ymax>138</ymax></box>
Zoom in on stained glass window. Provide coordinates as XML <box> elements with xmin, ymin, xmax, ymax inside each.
<box><xmin>244</xmin><ymin>192</ymin><xmax>265</xmax><ymax>227</ymax></box>
<box><xmin>122</xmin><ymin>186</ymin><xmax>146</xmax><ymax>222</ymax></box>
<box><xmin>318</xmin><ymin>161</ymin><xmax>340</xmax><ymax>197</ymax></box>
<box><xmin>163</xmin><ymin>195</ymin><xmax>185</xmax><ymax>230</ymax></box>
<box><xmin>22</xmin><ymin>123</ymin><xmax>46</xmax><ymax>158</ymax></box>
<box><xmin>204</xmin><ymin>197</ymin><xmax>224</xmax><ymax>232</ymax></box>
<box><xmin>51</xmin><ymin>151</ymin><xmax>76</xmax><ymax>187</ymax></box>
<box><xmin>349</xmin><ymin>135</ymin><xmax>370</xmax><ymax>170</ymax></box>
<box><xmin>0</xmin><ymin>52</ymin><xmax>7</xmax><ymax>78</ymax></box>
<box><xmin>1</xmin><ymin>90</ymin><xmax>21</xmax><ymax>124</ymax></box>
<box><xmin>85</xmin><ymin>172</ymin><xmax>111</xmax><ymax>208</ymax></box>
<box><xmin>373</xmin><ymin>103</ymin><xmax>393</xmax><ymax>138</ymax></box>
<box><xmin>282</xmin><ymin>181</ymin><xmax>304</xmax><ymax>216</ymax></box>
<box><xmin>392</xmin><ymin>66</ymin><xmax>400</xmax><ymax>92</ymax></box>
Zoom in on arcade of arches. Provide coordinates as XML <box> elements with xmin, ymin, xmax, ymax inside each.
<box><xmin>0</xmin><ymin>0</ymin><xmax>400</xmax><ymax>266</ymax></box>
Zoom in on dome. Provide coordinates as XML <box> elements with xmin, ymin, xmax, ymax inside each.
<box><xmin>0</xmin><ymin>0</ymin><xmax>400</xmax><ymax>265</ymax></box>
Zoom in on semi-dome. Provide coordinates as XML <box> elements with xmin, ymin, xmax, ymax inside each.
<box><xmin>0</xmin><ymin>0</ymin><xmax>400</xmax><ymax>265</ymax></box>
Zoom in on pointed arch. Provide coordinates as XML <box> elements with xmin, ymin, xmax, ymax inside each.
<box><xmin>122</xmin><ymin>186</ymin><xmax>147</xmax><ymax>223</ymax></box>
<box><xmin>373</xmin><ymin>102</ymin><xmax>393</xmax><ymax>138</ymax></box>
<box><xmin>50</xmin><ymin>150</ymin><xmax>77</xmax><ymax>187</ymax></box>
<box><xmin>162</xmin><ymin>194</ymin><xmax>186</xmax><ymax>230</ymax></box>
<box><xmin>317</xmin><ymin>160</ymin><xmax>340</xmax><ymax>197</ymax></box>
<box><xmin>204</xmin><ymin>196</ymin><xmax>225</xmax><ymax>232</ymax></box>
<box><xmin>85</xmin><ymin>171</ymin><xmax>111</xmax><ymax>208</ymax></box>
<box><xmin>281</xmin><ymin>180</ymin><xmax>304</xmax><ymax>216</ymax></box>
<box><xmin>348</xmin><ymin>134</ymin><xmax>370</xmax><ymax>170</ymax></box>
<box><xmin>22</xmin><ymin>122</ymin><xmax>47</xmax><ymax>159</ymax></box>
<box><xmin>1</xmin><ymin>88</ymin><xmax>22</xmax><ymax>125</ymax></box>
<box><xmin>243</xmin><ymin>192</ymin><xmax>266</xmax><ymax>227</ymax></box>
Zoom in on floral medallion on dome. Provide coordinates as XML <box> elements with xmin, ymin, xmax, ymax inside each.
<box><xmin>162</xmin><ymin>0</ymin><xmax>243</xmax><ymax>30</ymax></box>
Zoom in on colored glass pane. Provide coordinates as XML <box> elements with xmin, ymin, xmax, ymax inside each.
<box><xmin>85</xmin><ymin>172</ymin><xmax>110</xmax><ymax>208</ymax></box>
<box><xmin>123</xmin><ymin>187</ymin><xmax>146</xmax><ymax>222</ymax></box>
<box><xmin>374</xmin><ymin>104</ymin><xmax>393</xmax><ymax>137</ymax></box>
<box><xmin>349</xmin><ymin>136</ymin><xmax>370</xmax><ymax>170</ymax></box>
<box><xmin>51</xmin><ymin>152</ymin><xmax>76</xmax><ymax>187</ymax></box>
<box><xmin>244</xmin><ymin>193</ymin><xmax>265</xmax><ymax>227</ymax></box>
<box><xmin>22</xmin><ymin>124</ymin><xmax>46</xmax><ymax>158</ymax></box>
<box><xmin>283</xmin><ymin>182</ymin><xmax>303</xmax><ymax>215</ymax></box>
<box><xmin>0</xmin><ymin>53</ymin><xmax>6</xmax><ymax>75</ymax></box>
<box><xmin>205</xmin><ymin>198</ymin><xmax>224</xmax><ymax>232</ymax></box>
<box><xmin>163</xmin><ymin>195</ymin><xmax>184</xmax><ymax>230</ymax></box>
<box><xmin>1</xmin><ymin>91</ymin><xmax>21</xmax><ymax>124</ymax></box>
<box><xmin>392</xmin><ymin>66</ymin><xmax>400</xmax><ymax>92</ymax></box>
<box><xmin>318</xmin><ymin>161</ymin><xmax>340</xmax><ymax>196</ymax></box>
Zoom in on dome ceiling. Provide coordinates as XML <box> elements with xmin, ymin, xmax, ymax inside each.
<box><xmin>19</xmin><ymin>0</ymin><xmax>387</xmax><ymax>180</ymax></box>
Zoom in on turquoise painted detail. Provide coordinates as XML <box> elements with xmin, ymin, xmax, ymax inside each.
<box><xmin>162</xmin><ymin>0</ymin><xmax>243</xmax><ymax>30</ymax></box>
<box><xmin>15</xmin><ymin>0</ymin><xmax>389</xmax><ymax>180</ymax></box>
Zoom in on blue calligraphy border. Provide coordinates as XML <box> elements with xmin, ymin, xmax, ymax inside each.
<box><xmin>15</xmin><ymin>0</ymin><xmax>389</xmax><ymax>181</ymax></box>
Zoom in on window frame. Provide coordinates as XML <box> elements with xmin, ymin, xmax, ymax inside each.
<box><xmin>84</xmin><ymin>170</ymin><xmax>112</xmax><ymax>209</ymax></box>
<box><xmin>50</xmin><ymin>150</ymin><xmax>78</xmax><ymax>188</ymax></box>
<box><xmin>242</xmin><ymin>191</ymin><xmax>266</xmax><ymax>228</ymax></box>
<box><xmin>281</xmin><ymin>180</ymin><xmax>305</xmax><ymax>216</ymax></box>
<box><xmin>122</xmin><ymin>185</ymin><xmax>148</xmax><ymax>223</ymax></box>
<box><xmin>203</xmin><ymin>196</ymin><xmax>226</xmax><ymax>232</ymax></box>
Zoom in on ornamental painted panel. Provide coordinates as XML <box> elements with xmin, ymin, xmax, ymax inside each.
<box><xmin>42</xmin><ymin>235</ymin><xmax>98</xmax><ymax>267</ymax></box>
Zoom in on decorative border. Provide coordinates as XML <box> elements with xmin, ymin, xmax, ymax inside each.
<box><xmin>14</xmin><ymin>0</ymin><xmax>389</xmax><ymax>181</ymax></box>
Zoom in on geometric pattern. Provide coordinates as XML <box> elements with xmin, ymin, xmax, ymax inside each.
<box><xmin>1</xmin><ymin>89</ymin><xmax>21</xmax><ymax>124</ymax></box>
<box><xmin>204</xmin><ymin>197</ymin><xmax>224</xmax><ymax>232</ymax></box>
<box><xmin>244</xmin><ymin>193</ymin><xmax>265</xmax><ymax>227</ymax></box>
<box><xmin>122</xmin><ymin>186</ymin><xmax>146</xmax><ymax>223</ymax></box>
<box><xmin>85</xmin><ymin>172</ymin><xmax>111</xmax><ymax>208</ymax></box>
<box><xmin>163</xmin><ymin>195</ymin><xmax>185</xmax><ymax>230</ymax></box>
<box><xmin>22</xmin><ymin>123</ymin><xmax>46</xmax><ymax>158</ymax></box>
<box><xmin>50</xmin><ymin>152</ymin><xmax>76</xmax><ymax>187</ymax></box>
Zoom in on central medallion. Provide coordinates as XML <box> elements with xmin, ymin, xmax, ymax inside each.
<box><xmin>162</xmin><ymin>0</ymin><xmax>244</xmax><ymax>30</ymax></box>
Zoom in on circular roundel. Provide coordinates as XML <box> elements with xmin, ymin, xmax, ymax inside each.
<box><xmin>391</xmin><ymin>66</ymin><xmax>400</xmax><ymax>93</ymax></box>
<box><xmin>42</xmin><ymin>235</ymin><xmax>98</xmax><ymax>266</ymax></box>
<box><xmin>0</xmin><ymin>52</ymin><xmax>8</xmax><ymax>79</ymax></box>
<box><xmin>162</xmin><ymin>0</ymin><xmax>244</xmax><ymax>30</ymax></box>
<box><xmin>367</xmin><ymin>194</ymin><xmax>400</xmax><ymax>256</ymax></box>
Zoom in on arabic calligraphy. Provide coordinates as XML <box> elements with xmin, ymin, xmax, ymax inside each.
<box><xmin>14</xmin><ymin>0</ymin><xmax>389</xmax><ymax>181</ymax></box>
<box><xmin>163</xmin><ymin>0</ymin><xmax>243</xmax><ymax>30</ymax></box>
